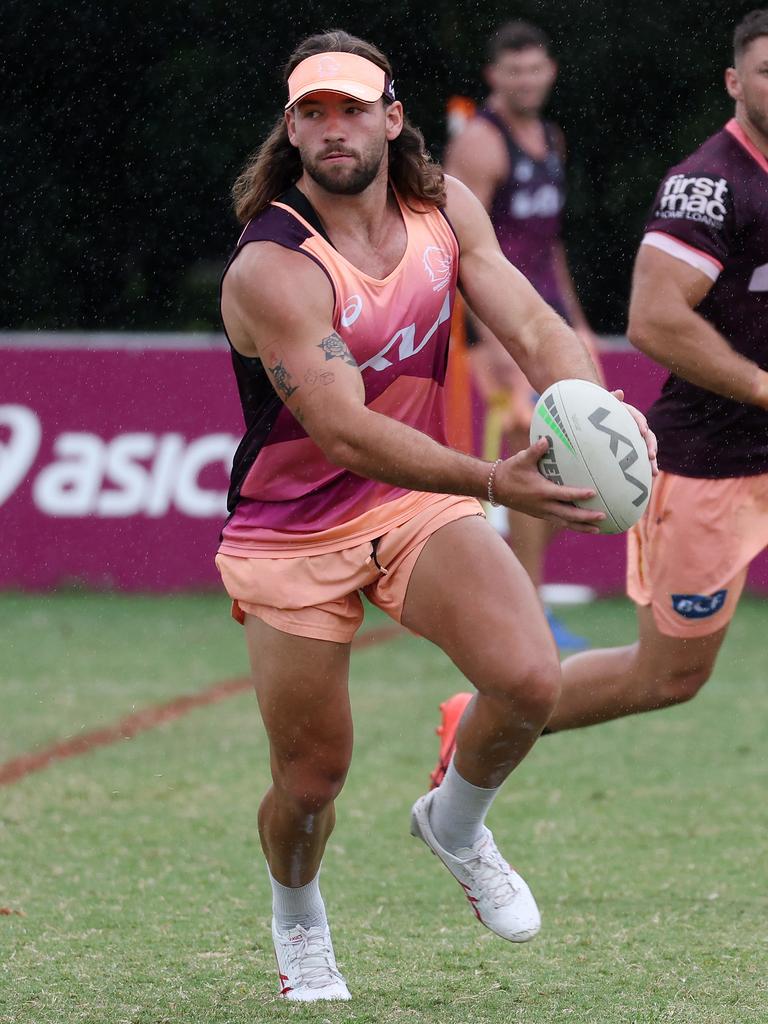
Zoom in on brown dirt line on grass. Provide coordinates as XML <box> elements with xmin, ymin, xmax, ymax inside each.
<box><xmin>0</xmin><ymin>624</ymin><xmax>401</xmax><ymax>786</ymax></box>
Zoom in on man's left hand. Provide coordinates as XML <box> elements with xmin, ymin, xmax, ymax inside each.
<box><xmin>611</xmin><ymin>388</ymin><xmax>659</xmax><ymax>476</ymax></box>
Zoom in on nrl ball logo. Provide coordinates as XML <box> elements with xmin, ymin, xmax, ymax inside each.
<box><xmin>422</xmin><ymin>246</ymin><xmax>452</xmax><ymax>292</ymax></box>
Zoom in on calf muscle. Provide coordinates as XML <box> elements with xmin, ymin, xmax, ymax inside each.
<box><xmin>547</xmin><ymin>606</ymin><xmax>727</xmax><ymax>731</ymax></box>
<box><xmin>244</xmin><ymin>616</ymin><xmax>354</xmax><ymax>887</ymax></box>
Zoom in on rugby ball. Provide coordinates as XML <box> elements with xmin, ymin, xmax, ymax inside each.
<box><xmin>530</xmin><ymin>379</ymin><xmax>652</xmax><ymax>534</ymax></box>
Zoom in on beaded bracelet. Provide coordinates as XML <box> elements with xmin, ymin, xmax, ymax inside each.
<box><xmin>487</xmin><ymin>458</ymin><xmax>503</xmax><ymax>507</ymax></box>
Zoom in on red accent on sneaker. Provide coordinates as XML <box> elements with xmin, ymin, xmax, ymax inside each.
<box><xmin>279</xmin><ymin>973</ymin><xmax>292</xmax><ymax>995</ymax></box>
<box><xmin>429</xmin><ymin>692</ymin><xmax>473</xmax><ymax>789</ymax></box>
<box><xmin>459</xmin><ymin>881</ymin><xmax>483</xmax><ymax>921</ymax></box>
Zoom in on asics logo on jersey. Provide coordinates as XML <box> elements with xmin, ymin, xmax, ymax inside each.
<box><xmin>657</xmin><ymin>174</ymin><xmax>729</xmax><ymax>228</ymax></box>
<box><xmin>359</xmin><ymin>292</ymin><xmax>451</xmax><ymax>372</ymax></box>
<box><xmin>341</xmin><ymin>294</ymin><xmax>363</xmax><ymax>327</ymax></box>
<box><xmin>588</xmin><ymin>407</ymin><xmax>649</xmax><ymax>507</ymax></box>
<box><xmin>422</xmin><ymin>246</ymin><xmax>453</xmax><ymax>292</ymax></box>
<box><xmin>672</xmin><ymin>590</ymin><xmax>727</xmax><ymax>619</ymax></box>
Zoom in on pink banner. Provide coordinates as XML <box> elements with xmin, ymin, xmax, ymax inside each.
<box><xmin>2</xmin><ymin>337</ymin><xmax>766</xmax><ymax>593</ymax></box>
<box><xmin>2</xmin><ymin>339</ymin><xmax>242</xmax><ymax>590</ymax></box>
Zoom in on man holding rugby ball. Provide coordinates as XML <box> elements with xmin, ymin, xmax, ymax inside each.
<box><xmin>217</xmin><ymin>28</ymin><xmax>655</xmax><ymax>1000</ymax></box>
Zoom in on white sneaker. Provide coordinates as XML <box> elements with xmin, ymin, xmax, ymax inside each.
<box><xmin>271</xmin><ymin>919</ymin><xmax>351</xmax><ymax>1001</ymax></box>
<box><xmin>410</xmin><ymin>790</ymin><xmax>541</xmax><ymax>942</ymax></box>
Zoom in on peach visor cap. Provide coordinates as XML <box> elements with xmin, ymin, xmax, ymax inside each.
<box><xmin>285</xmin><ymin>52</ymin><xmax>389</xmax><ymax>110</ymax></box>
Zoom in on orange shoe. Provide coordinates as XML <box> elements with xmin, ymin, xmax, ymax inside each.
<box><xmin>429</xmin><ymin>692</ymin><xmax>473</xmax><ymax>789</ymax></box>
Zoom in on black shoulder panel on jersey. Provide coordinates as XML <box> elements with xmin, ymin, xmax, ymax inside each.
<box><xmin>278</xmin><ymin>186</ymin><xmax>333</xmax><ymax>244</ymax></box>
<box><xmin>219</xmin><ymin>192</ymin><xmax>338</xmax><ymax>519</ymax></box>
<box><xmin>225</xmin><ymin>351</ymin><xmax>282</xmax><ymax>514</ymax></box>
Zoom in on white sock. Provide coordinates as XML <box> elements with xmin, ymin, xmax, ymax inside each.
<box><xmin>269</xmin><ymin>868</ymin><xmax>327</xmax><ymax>931</ymax></box>
<box><xmin>429</xmin><ymin>758</ymin><xmax>500</xmax><ymax>853</ymax></box>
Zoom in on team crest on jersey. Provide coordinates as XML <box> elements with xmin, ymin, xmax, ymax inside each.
<box><xmin>656</xmin><ymin>174</ymin><xmax>730</xmax><ymax>229</ymax></box>
<box><xmin>671</xmin><ymin>590</ymin><xmax>727</xmax><ymax>619</ymax></box>
<box><xmin>510</xmin><ymin>184</ymin><xmax>562</xmax><ymax>219</ymax></box>
<box><xmin>422</xmin><ymin>246</ymin><xmax>453</xmax><ymax>292</ymax></box>
<box><xmin>515</xmin><ymin>159</ymin><xmax>534</xmax><ymax>183</ymax></box>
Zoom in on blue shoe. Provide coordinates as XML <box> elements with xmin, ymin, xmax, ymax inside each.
<box><xmin>545</xmin><ymin>608</ymin><xmax>590</xmax><ymax>652</ymax></box>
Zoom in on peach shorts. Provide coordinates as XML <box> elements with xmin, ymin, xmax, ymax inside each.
<box><xmin>627</xmin><ymin>470</ymin><xmax>768</xmax><ymax>638</ymax></box>
<box><xmin>215</xmin><ymin>494</ymin><xmax>485</xmax><ymax>643</ymax></box>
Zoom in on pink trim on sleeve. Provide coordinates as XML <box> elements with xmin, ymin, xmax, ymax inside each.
<box><xmin>725</xmin><ymin>118</ymin><xmax>768</xmax><ymax>175</ymax></box>
<box><xmin>640</xmin><ymin>231</ymin><xmax>722</xmax><ymax>282</ymax></box>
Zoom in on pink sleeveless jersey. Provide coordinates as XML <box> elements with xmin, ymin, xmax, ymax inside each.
<box><xmin>218</xmin><ymin>186</ymin><xmax>460</xmax><ymax>555</ymax></box>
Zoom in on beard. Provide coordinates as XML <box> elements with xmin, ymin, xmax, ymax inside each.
<box><xmin>744</xmin><ymin>95</ymin><xmax>768</xmax><ymax>140</ymax></box>
<box><xmin>300</xmin><ymin>140</ymin><xmax>386</xmax><ymax>195</ymax></box>
<box><xmin>503</xmin><ymin>91</ymin><xmax>548</xmax><ymax>119</ymax></box>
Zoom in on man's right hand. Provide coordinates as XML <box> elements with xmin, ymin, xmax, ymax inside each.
<box><xmin>493</xmin><ymin>438</ymin><xmax>605</xmax><ymax>533</ymax></box>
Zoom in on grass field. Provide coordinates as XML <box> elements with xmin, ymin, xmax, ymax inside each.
<box><xmin>2</xmin><ymin>591</ymin><xmax>767</xmax><ymax>1024</ymax></box>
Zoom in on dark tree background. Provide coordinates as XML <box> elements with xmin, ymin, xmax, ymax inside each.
<box><xmin>2</xmin><ymin>0</ymin><xmax>756</xmax><ymax>333</ymax></box>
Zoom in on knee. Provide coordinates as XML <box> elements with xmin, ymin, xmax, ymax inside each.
<box><xmin>631</xmin><ymin>644</ymin><xmax>715</xmax><ymax>708</ymax></box>
<box><xmin>519</xmin><ymin>660</ymin><xmax>562</xmax><ymax>717</ymax></box>
<box><xmin>274</xmin><ymin>754</ymin><xmax>350</xmax><ymax>815</ymax></box>
<box><xmin>655</xmin><ymin>661</ymin><xmax>713</xmax><ymax>706</ymax></box>
<box><xmin>483</xmin><ymin>655</ymin><xmax>562</xmax><ymax>720</ymax></box>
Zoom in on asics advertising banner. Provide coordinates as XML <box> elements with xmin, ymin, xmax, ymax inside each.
<box><xmin>1</xmin><ymin>336</ymin><xmax>241</xmax><ymax>590</ymax></box>
<box><xmin>2</xmin><ymin>336</ymin><xmax>767</xmax><ymax>593</ymax></box>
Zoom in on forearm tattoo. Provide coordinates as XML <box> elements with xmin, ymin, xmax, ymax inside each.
<box><xmin>267</xmin><ymin>359</ymin><xmax>298</xmax><ymax>400</ymax></box>
<box><xmin>317</xmin><ymin>332</ymin><xmax>357</xmax><ymax>367</ymax></box>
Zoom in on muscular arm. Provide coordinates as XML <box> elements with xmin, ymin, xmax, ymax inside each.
<box><xmin>447</xmin><ymin>129</ymin><xmax>598</xmax><ymax>374</ymax></box>
<box><xmin>552</xmin><ymin>241</ymin><xmax>589</xmax><ymax>330</ymax></box>
<box><xmin>627</xmin><ymin>246</ymin><xmax>768</xmax><ymax>408</ymax></box>
<box><xmin>220</xmin><ymin>241</ymin><xmax>602</xmax><ymax>528</ymax></box>
<box><xmin>444</xmin><ymin>120</ymin><xmax>507</xmax><ymax>212</ymax></box>
<box><xmin>445</xmin><ymin>175</ymin><xmax>601</xmax><ymax>391</ymax></box>
<box><xmin>445</xmin><ymin>123</ymin><xmax>517</xmax><ymax>370</ymax></box>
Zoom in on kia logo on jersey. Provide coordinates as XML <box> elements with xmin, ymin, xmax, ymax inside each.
<box><xmin>359</xmin><ymin>292</ymin><xmax>451</xmax><ymax>373</ymax></box>
<box><xmin>671</xmin><ymin>590</ymin><xmax>727</xmax><ymax>619</ymax></box>
<box><xmin>422</xmin><ymin>246</ymin><xmax>453</xmax><ymax>292</ymax></box>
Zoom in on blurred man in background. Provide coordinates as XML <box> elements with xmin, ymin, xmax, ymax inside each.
<box><xmin>548</xmin><ymin>7</ymin><xmax>768</xmax><ymax>732</ymax></box>
<box><xmin>445</xmin><ymin>21</ymin><xmax>603</xmax><ymax>650</ymax></box>
<box><xmin>432</xmin><ymin>9</ymin><xmax>768</xmax><ymax>786</ymax></box>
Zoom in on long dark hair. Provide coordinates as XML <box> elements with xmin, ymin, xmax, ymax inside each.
<box><xmin>232</xmin><ymin>30</ymin><xmax>446</xmax><ymax>223</ymax></box>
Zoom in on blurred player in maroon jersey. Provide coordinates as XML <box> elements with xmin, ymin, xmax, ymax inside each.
<box><xmin>445</xmin><ymin>21</ymin><xmax>603</xmax><ymax>651</ymax></box>
<box><xmin>432</xmin><ymin>10</ymin><xmax>768</xmax><ymax>786</ymax></box>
